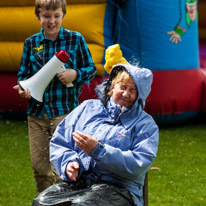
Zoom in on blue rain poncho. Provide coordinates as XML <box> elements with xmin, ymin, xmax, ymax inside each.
<box><xmin>50</xmin><ymin>64</ymin><xmax>159</xmax><ymax>205</ymax></box>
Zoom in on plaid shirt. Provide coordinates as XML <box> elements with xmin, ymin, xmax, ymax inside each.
<box><xmin>18</xmin><ymin>27</ymin><xmax>96</xmax><ymax>118</ymax></box>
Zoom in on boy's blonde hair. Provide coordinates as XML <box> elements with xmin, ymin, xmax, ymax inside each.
<box><xmin>35</xmin><ymin>0</ymin><xmax>67</xmax><ymax>18</ymax></box>
<box><xmin>107</xmin><ymin>70</ymin><xmax>131</xmax><ymax>97</ymax></box>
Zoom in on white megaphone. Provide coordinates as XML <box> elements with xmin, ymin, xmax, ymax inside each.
<box><xmin>19</xmin><ymin>49</ymin><xmax>72</xmax><ymax>102</ymax></box>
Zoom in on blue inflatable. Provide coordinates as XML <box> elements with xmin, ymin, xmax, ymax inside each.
<box><xmin>102</xmin><ymin>0</ymin><xmax>206</xmax><ymax>125</ymax></box>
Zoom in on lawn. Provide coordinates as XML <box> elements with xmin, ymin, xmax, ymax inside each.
<box><xmin>0</xmin><ymin>116</ymin><xmax>206</xmax><ymax>206</ymax></box>
<box><xmin>0</xmin><ymin>120</ymin><xmax>36</xmax><ymax>206</ymax></box>
<box><xmin>149</xmin><ymin>118</ymin><xmax>206</xmax><ymax>206</ymax></box>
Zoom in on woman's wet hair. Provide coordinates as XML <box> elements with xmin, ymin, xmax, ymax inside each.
<box><xmin>107</xmin><ymin>68</ymin><xmax>131</xmax><ymax>97</ymax></box>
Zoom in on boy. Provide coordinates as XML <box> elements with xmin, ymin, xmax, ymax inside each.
<box><xmin>13</xmin><ymin>0</ymin><xmax>96</xmax><ymax>193</ymax></box>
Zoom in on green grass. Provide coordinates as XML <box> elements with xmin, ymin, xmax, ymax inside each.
<box><xmin>0</xmin><ymin>120</ymin><xmax>36</xmax><ymax>206</ymax></box>
<box><xmin>149</xmin><ymin>121</ymin><xmax>206</xmax><ymax>205</ymax></box>
<box><xmin>0</xmin><ymin>118</ymin><xmax>206</xmax><ymax>205</ymax></box>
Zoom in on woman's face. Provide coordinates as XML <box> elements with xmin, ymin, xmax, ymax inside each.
<box><xmin>112</xmin><ymin>78</ymin><xmax>138</xmax><ymax>108</ymax></box>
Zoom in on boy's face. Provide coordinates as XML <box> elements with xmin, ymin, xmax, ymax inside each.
<box><xmin>38</xmin><ymin>7</ymin><xmax>64</xmax><ymax>40</ymax></box>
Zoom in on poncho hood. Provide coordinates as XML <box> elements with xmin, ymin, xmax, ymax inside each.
<box><xmin>96</xmin><ymin>64</ymin><xmax>153</xmax><ymax>109</ymax></box>
<box><xmin>95</xmin><ymin>64</ymin><xmax>153</xmax><ymax>129</ymax></box>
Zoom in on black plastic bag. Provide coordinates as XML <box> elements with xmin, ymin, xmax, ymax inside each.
<box><xmin>32</xmin><ymin>181</ymin><xmax>134</xmax><ymax>206</ymax></box>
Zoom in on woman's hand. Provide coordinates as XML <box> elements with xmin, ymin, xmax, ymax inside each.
<box><xmin>73</xmin><ymin>131</ymin><xmax>98</xmax><ymax>154</ymax></box>
<box><xmin>57</xmin><ymin>69</ymin><xmax>77</xmax><ymax>85</ymax></box>
<box><xmin>66</xmin><ymin>161</ymin><xmax>79</xmax><ymax>181</ymax></box>
<box><xmin>13</xmin><ymin>85</ymin><xmax>31</xmax><ymax>99</ymax></box>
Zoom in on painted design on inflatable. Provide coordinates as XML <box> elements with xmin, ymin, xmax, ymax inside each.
<box><xmin>167</xmin><ymin>0</ymin><xmax>198</xmax><ymax>44</ymax></box>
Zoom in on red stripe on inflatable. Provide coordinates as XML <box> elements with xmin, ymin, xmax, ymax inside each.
<box><xmin>79</xmin><ymin>76</ymin><xmax>104</xmax><ymax>103</ymax></box>
<box><xmin>1</xmin><ymin>69</ymin><xmax>206</xmax><ymax>116</ymax></box>
<box><xmin>0</xmin><ymin>72</ymin><xmax>27</xmax><ymax>112</ymax></box>
<box><xmin>145</xmin><ymin>68</ymin><xmax>206</xmax><ymax>114</ymax></box>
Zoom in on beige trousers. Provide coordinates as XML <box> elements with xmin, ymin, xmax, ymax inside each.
<box><xmin>28</xmin><ymin>113</ymin><xmax>68</xmax><ymax>193</ymax></box>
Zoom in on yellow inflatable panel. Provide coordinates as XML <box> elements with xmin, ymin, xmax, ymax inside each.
<box><xmin>0</xmin><ymin>7</ymin><xmax>41</xmax><ymax>41</ymax></box>
<box><xmin>0</xmin><ymin>4</ymin><xmax>106</xmax><ymax>45</ymax></box>
<box><xmin>0</xmin><ymin>0</ymin><xmax>107</xmax><ymax>6</ymax></box>
<box><xmin>0</xmin><ymin>41</ymin><xmax>105</xmax><ymax>76</ymax></box>
<box><xmin>63</xmin><ymin>4</ymin><xmax>106</xmax><ymax>46</ymax></box>
<box><xmin>0</xmin><ymin>0</ymin><xmax>35</xmax><ymax>6</ymax></box>
<box><xmin>0</xmin><ymin>1</ymin><xmax>107</xmax><ymax>76</ymax></box>
<box><xmin>88</xmin><ymin>44</ymin><xmax>105</xmax><ymax>76</ymax></box>
<box><xmin>0</xmin><ymin>3</ymin><xmax>106</xmax><ymax>76</ymax></box>
<box><xmin>0</xmin><ymin>42</ymin><xmax>24</xmax><ymax>71</ymax></box>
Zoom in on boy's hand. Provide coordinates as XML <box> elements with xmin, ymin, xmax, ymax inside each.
<box><xmin>66</xmin><ymin>161</ymin><xmax>79</xmax><ymax>181</ymax></box>
<box><xmin>13</xmin><ymin>85</ymin><xmax>31</xmax><ymax>99</ymax></box>
<box><xmin>57</xmin><ymin>69</ymin><xmax>77</xmax><ymax>85</ymax></box>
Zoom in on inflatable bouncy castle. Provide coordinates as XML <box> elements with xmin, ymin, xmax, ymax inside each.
<box><xmin>0</xmin><ymin>0</ymin><xmax>206</xmax><ymax>125</ymax></box>
<box><xmin>106</xmin><ymin>0</ymin><xmax>206</xmax><ymax>125</ymax></box>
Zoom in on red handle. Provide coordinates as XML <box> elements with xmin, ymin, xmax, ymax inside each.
<box><xmin>56</xmin><ymin>49</ymin><xmax>70</xmax><ymax>63</ymax></box>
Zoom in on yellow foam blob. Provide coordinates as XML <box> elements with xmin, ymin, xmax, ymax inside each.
<box><xmin>104</xmin><ymin>44</ymin><xmax>129</xmax><ymax>74</ymax></box>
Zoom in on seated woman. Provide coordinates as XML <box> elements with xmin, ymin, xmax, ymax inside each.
<box><xmin>32</xmin><ymin>47</ymin><xmax>159</xmax><ymax>206</ymax></box>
